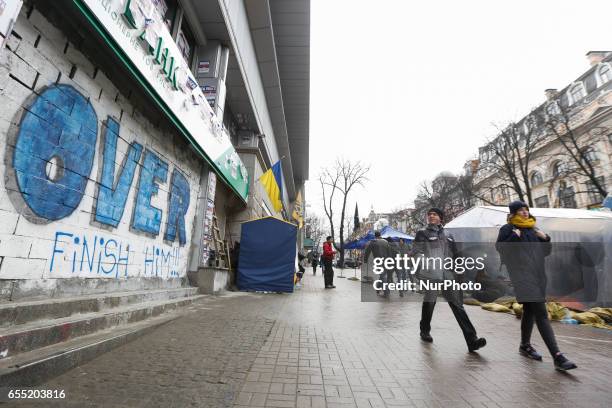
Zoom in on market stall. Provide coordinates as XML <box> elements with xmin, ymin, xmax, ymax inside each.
<box><xmin>445</xmin><ymin>206</ymin><xmax>612</xmax><ymax>307</ymax></box>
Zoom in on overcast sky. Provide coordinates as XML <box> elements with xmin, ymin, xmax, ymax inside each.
<box><xmin>304</xmin><ymin>0</ymin><xmax>612</xmax><ymax>223</ymax></box>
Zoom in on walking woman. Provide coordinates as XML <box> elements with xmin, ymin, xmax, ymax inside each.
<box><xmin>496</xmin><ymin>201</ymin><xmax>577</xmax><ymax>371</ymax></box>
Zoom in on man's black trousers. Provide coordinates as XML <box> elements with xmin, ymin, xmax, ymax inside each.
<box><xmin>420</xmin><ymin>289</ymin><xmax>478</xmax><ymax>346</ymax></box>
<box><xmin>323</xmin><ymin>259</ymin><xmax>334</xmax><ymax>287</ymax></box>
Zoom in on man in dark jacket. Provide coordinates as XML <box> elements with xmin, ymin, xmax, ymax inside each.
<box><xmin>322</xmin><ymin>236</ymin><xmax>336</xmax><ymax>289</ymax></box>
<box><xmin>364</xmin><ymin>231</ymin><xmax>392</xmax><ymax>296</ymax></box>
<box><xmin>413</xmin><ymin>208</ymin><xmax>487</xmax><ymax>352</ymax></box>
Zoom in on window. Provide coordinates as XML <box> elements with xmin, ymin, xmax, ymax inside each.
<box><xmin>534</xmin><ymin>195</ymin><xmax>550</xmax><ymax>208</ymax></box>
<box><xmin>547</xmin><ymin>101</ymin><xmax>561</xmax><ymax>116</ymax></box>
<box><xmin>599</xmin><ymin>64</ymin><xmax>612</xmax><ymax>84</ymax></box>
<box><xmin>176</xmin><ymin>19</ymin><xmax>196</xmax><ymax>66</ymax></box>
<box><xmin>163</xmin><ymin>0</ymin><xmax>179</xmax><ymax>32</ymax></box>
<box><xmin>530</xmin><ymin>171</ymin><xmax>543</xmax><ymax>186</ymax></box>
<box><xmin>558</xmin><ymin>181</ymin><xmax>577</xmax><ymax>208</ymax></box>
<box><xmin>586</xmin><ymin>177</ymin><xmax>605</xmax><ymax>204</ymax></box>
<box><xmin>581</xmin><ymin>147</ymin><xmax>599</xmax><ymax>164</ymax></box>
<box><xmin>551</xmin><ymin>161</ymin><xmax>564</xmax><ymax>178</ymax></box>
<box><xmin>569</xmin><ymin>83</ymin><xmax>586</xmax><ymax>104</ymax></box>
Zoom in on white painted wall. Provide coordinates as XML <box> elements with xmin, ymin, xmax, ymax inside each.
<box><xmin>0</xmin><ymin>9</ymin><xmax>203</xmax><ymax>289</ymax></box>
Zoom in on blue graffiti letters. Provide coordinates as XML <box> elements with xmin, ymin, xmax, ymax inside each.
<box><xmin>13</xmin><ymin>85</ymin><xmax>98</xmax><ymax>220</ymax></box>
<box><xmin>164</xmin><ymin>170</ymin><xmax>190</xmax><ymax>245</ymax></box>
<box><xmin>95</xmin><ymin>117</ymin><xmax>144</xmax><ymax>227</ymax></box>
<box><xmin>143</xmin><ymin>245</ymin><xmax>180</xmax><ymax>277</ymax></box>
<box><xmin>11</xmin><ymin>86</ymin><xmax>192</xmax><ymax>250</ymax></box>
<box><xmin>132</xmin><ymin>150</ymin><xmax>168</xmax><ymax>235</ymax></box>
<box><xmin>50</xmin><ymin>231</ymin><xmax>74</xmax><ymax>272</ymax></box>
<box><xmin>50</xmin><ymin>231</ymin><xmax>130</xmax><ymax>277</ymax></box>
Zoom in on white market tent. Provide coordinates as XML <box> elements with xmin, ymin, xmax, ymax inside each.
<box><xmin>446</xmin><ymin>206</ymin><xmax>612</xmax><ymax>228</ymax></box>
<box><xmin>445</xmin><ymin>206</ymin><xmax>612</xmax><ymax>306</ymax></box>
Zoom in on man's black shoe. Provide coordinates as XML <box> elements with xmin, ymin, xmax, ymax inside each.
<box><xmin>420</xmin><ymin>331</ymin><xmax>433</xmax><ymax>342</ymax></box>
<box><xmin>468</xmin><ymin>337</ymin><xmax>487</xmax><ymax>352</ymax></box>
<box><xmin>330</xmin><ymin>285</ymin><xmax>336</xmax><ymax>289</ymax></box>
<box><xmin>554</xmin><ymin>353</ymin><xmax>577</xmax><ymax>371</ymax></box>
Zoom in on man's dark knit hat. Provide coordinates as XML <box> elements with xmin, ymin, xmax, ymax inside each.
<box><xmin>427</xmin><ymin>207</ymin><xmax>444</xmax><ymax>220</ymax></box>
<box><xmin>509</xmin><ymin>200</ymin><xmax>529</xmax><ymax>214</ymax></box>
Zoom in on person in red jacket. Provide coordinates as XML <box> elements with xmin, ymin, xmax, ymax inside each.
<box><xmin>322</xmin><ymin>236</ymin><xmax>336</xmax><ymax>289</ymax></box>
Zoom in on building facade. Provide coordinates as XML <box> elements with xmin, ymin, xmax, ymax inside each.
<box><xmin>0</xmin><ymin>0</ymin><xmax>309</xmax><ymax>300</ymax></box>
<box><xmin>473</xmin><ymin>51</ymin><xmax>612</xmax><ymax>209</ymax></box>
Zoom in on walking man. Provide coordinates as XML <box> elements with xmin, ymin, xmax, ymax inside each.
<box><xmin>322</xmin><ymin>236</ymin><xmax>336</xmax><ymax>289</ymax></box>
<box><xmin>364</xmin><ymin>231</ymin><xmax>392</xmax><ymax>297</ymax></box>
<box><xmin>413</xmin><ymin>208</ymin><xmax>487</xmax><ymax>352</ymax></box>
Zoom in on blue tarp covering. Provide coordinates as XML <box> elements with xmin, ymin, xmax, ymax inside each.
<box><xmin>344</xmin><ymin>226</ymin><xmax>414</xmax><ymax>249</ymax></box>
<box><xmin>237</xmin><ymin>217</ymin><xmax>297</xmax><ymax>293</ymax></box>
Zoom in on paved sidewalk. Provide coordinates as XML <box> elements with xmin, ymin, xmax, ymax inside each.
<box><xmin>9</xmin><ymin>270</ymin><xmax>612</xmax><ymax>407</ymax></box>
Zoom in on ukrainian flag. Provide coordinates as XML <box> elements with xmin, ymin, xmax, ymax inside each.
<box><xmin>259</xmin><ymin>160</ymin><xmax>283</xmax><ymax>212</ymax></box>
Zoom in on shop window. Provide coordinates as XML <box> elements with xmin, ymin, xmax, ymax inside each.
<box><xmin>163</xmin><ymin>0</ymin><xmax>179</xmax><ymax>32</ymax></box>
<box><xmin>534</xmin><ymin>195</ymin><xmax>550</xmax><ymax>208</ymax></box>
<box><xmin>177</xmin><ymin>17</ymin><xmax>196</xmax><ymax>66</ymax></box>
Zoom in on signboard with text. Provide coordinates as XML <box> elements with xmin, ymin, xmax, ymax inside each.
<box><xmin>75</xmin><ymin>0</ymin><xmax>249</xmax><ymax>201</ymax></box>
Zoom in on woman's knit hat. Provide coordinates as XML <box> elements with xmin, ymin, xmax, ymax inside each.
<box><xmin>509</xmin><ymin>200</ymin><xmax>528</xmax><ymax>215</ymax></box>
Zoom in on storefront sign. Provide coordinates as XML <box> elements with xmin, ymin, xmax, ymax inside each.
<box><xmin>198</xmin><ymin>60</ymin><xmax>210</xmax><ymax>74</ymax></box>
<box><xmin>74</xmin><ymin>0</ymin><xmax>249</xmax><ymax>201</ymax></box>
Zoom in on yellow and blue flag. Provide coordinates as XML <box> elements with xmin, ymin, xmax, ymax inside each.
<box><xmin>259</xmin><ymin>160</ymin><xmax>283</xmax><ymax>212</ymax></box>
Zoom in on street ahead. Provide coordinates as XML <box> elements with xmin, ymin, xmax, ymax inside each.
<box><xmin>10</xmin><ymin>270</ymin><xmax>612</xmax><ymax>408</ymax></box>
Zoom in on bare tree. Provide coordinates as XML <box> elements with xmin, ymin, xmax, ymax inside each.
<box><xmin>305</xmin><ymin>214</ymin><xmax>326</xmax><ymax>253</ymax></box>
<box><xmin>477</xmin><ymin>117</ymin><xmax>546</xmax><ymax>207</ymax></box>
<box><xmin>538</xmin><ymin>104</ymin><xmax>608</xmax><ymax>200</ymax></box>
<box><xmin>409</xmin><ymin>172</ymin><xmax>474</xmax><ymax>231</ymax></box>
<box><xmin>319</xmin><ymin>159</ymin><xmax>370</xmax><ymax>267</ymax></box>
<box><xmin>319</xmin><ymin>168</ymin><xmax>339</xmax><ymax>251</ymax></box>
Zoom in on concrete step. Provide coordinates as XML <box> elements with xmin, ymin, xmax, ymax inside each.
<box><xmin>0</xmin><ymin>287</ymin><xmax>199</xmax><ymax>328</ymax></box>
<box><xmin>0</xmin><ymin>295</ymin><xmax>205</xmax><ymax>360</ymax></box>
<box><xmin>0</xmin><ymin>312</ymin><xmax>180</xmax><ymax>387</ymax></box>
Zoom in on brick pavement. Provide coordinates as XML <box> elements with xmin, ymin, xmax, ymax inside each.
<box><xmin>7</xmin><ymin>270</ymin><xmax>612</xmax><ymax>407</ymax></box>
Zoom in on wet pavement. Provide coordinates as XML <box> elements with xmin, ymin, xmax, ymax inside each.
<box><xmin>8</xmin><ymin>269</ymin><xmax>612</xmax><ymax>407</ymax></box>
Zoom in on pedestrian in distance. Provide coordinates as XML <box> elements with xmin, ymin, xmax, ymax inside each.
<box><xmin>363</xmin><ymin>231</ymin><xmax>392</xmax><ymax>297</ymax></box>
<box><xmin>495</xmin><ymin>200</ymin><xmax>577</xmax><ymax>371</ymax></box>
<box><xmin>322</xmin><ymin>236</ymin><xmax>336</xmax><ymax>289</ymax></box>
<box><xmin>311</xmin><ymin>252</ymin><xmax>319</xmax><ymax>275</ymax></box>
<box><xmin>412</xmin><ymin>207</ymin><xmax>487</xmax><ymax>352</ymax></box>
<box><xmin>397</xmin><ymin>237</ymin><xmax>412</xmax><ymax>296</ymax></box>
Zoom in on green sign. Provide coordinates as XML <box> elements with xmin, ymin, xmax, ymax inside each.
<box><xmin>73</xmin><ymin>0</ymin><xmax>249</xmax><ymax>201</ymax></box>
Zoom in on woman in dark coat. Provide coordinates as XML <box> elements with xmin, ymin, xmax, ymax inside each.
<box><xmin>311</xmin><ymin>253</ymin><xmax>319</xmax><ymax>275</ymax></box>
<box><xmin>496</xmin><ymin>201</ymin><xmax>576</xmax><ymax>371</ymax></box>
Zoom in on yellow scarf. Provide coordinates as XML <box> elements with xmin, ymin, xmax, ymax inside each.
<box><xmin>509</xmin><ymin>214</ymin><xmax>536</xmax><ymax>229</ymax></box>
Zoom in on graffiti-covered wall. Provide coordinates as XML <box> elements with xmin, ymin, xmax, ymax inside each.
<box><xmin>0</xmin><ymin>8</ymin><xmax>203</xmax><ymax>297</ymax></box>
